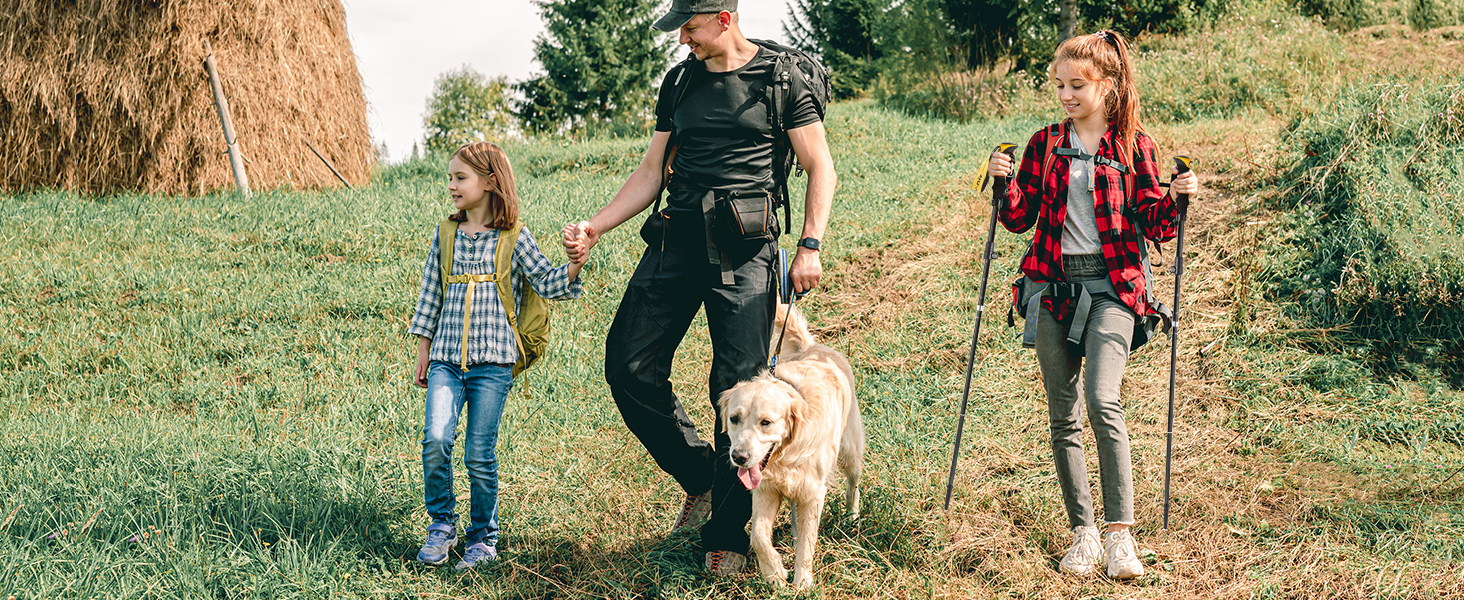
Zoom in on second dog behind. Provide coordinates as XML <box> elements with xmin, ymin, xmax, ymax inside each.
<box><xmin>719</xmin><ymin>303</ymin><xmax>864</xmax><ymax>589</ymax></box>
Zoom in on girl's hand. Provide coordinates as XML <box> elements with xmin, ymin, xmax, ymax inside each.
<box><xmin>414</xmin><ymin>354</ymin><xmax>430</xmax><ymax>388</ymax></box>
<box><xmin>987</xmin><ymin>150</ymin><xmax>1013</xmax><ymax>179</ymax></box>
<box><xmin>1171</xmin><ymin>169</ymin><xmax>1198</xmax><ymax>199</ymax></box>
<box><xmin>413</xmin><ymin>336</ymin><xmax>431</xmax><ymax>388</ymax></box>
<box><xmin>561</xmin><ymin>221</ymin><xmax>595</xmax><ymax>263</ymax></box>
<box><xmin>560</xmin><ymin>223</ymin><xmax>585</xmax><ymax>262</ymax></box>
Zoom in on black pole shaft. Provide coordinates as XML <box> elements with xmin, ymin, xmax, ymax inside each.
<box><xmin>1162</xmin><ymin>157</ymin><xmax>1191</xmax><ymax>530</ymax></box>
<box><xmin>944</xmin><ymin>165</ymin><xmax>1008</xmax><ymax>512</ymax></box>
<box><xmin>1161</xmin><ymin>211</ymin><xmax>1185</xmax><ymax>529</ymax></box>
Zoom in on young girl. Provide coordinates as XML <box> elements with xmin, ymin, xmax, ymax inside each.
<box><xmin>406</xmin><ymin>141</ymin><xmax>586</xmax><ymax>570</ymax></box>
<box><xmin>986</xmin><ymin>31</ymin><xmax>1198</xmax><ymax>579</ymax></box>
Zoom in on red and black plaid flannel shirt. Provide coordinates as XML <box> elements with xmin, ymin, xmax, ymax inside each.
<box><xmin>998</xmin><ymin>122</ymin><xmax>1179</xmax><ymax>322</ymax></box>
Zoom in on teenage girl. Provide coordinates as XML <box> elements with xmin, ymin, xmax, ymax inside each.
<box><xmin>406</xmin><ymin>141</ymin><xmax>586</xmax><ymax>570</ymax></box>
<box><xmin>986</xmin><ymin>30</ymin><xmax>1199</xmax><ymax>578</ymax></box>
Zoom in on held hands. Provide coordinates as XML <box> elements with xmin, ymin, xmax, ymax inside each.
<box><xmin>560</xmin><ymin>220</ymin><xmax>598</xmax><ymax>265</ymax></box>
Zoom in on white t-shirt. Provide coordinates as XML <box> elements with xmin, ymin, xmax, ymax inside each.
<box><xmin>1061</xmin><ymin>134</ymin><xmax>1102</xmax><ymax>255</ymax></box>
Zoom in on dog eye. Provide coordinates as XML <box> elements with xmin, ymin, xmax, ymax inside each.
<box><xmin>760</xmin><ymin>419</ymin><xmax>772</xmax><ymax>427</ymax></box>
<box><xmin>729</xmin><ymin>416</ymin><xmax>740</xmax><ymax>424</ymax></box>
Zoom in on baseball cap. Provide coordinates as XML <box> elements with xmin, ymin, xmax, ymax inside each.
<box><xmin>652</xmin><ymin>0</ymin><xmax>738</xmax><ymax>32</ymax></box>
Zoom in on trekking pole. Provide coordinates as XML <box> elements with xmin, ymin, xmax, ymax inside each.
<box><xmin>1161</xmin><ymin>155</ymin><xmax>1192</xmax><ymax>530</ymax></box>
<box><xmin>944</xmin><ymin>143</ymin><xmax>1017</xmax><ymax>512</ymax></box>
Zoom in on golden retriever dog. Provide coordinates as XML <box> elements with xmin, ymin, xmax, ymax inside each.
<box><xmin>719</xmin><ymin>303</ymin><xmax>864</xmax><ymax>589</ymax></box>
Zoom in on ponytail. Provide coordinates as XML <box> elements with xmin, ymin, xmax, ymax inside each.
<box><xmin>1049</xmin><ymin>30</ymin><xmax>1144</xmax><ymax>159</ymax></box>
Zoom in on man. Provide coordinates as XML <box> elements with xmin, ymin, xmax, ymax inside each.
<box><xmin>561</xmin><ymin>0</ymin><xmax>835</xmax><ymax>576</ymax></box>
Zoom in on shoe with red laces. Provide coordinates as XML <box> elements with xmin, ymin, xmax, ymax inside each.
<box><xmin>672</xmin><ymin>491</ymin><xmax>711</xmax><ymax>532</ymax></box>
<box><xmin>704</xmin><ymin>549</ymin><xmax>747</xmax><ymax>576</ymax></box>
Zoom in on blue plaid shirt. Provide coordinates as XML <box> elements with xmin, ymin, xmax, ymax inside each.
<box><xmin>408</xmin><ymin>224</ymin><xmax>582</xmax><ymax>366</ymax></box>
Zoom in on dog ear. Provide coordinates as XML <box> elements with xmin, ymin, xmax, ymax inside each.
<box><xmin>782</xmin><ymin>381</ymin><xmax>805</xmax><ymax>443</ymax></box>
<box><xmin>717</xmin><ymin>386</ymin><xmax>735</xmax><ymax>432</ymax></box>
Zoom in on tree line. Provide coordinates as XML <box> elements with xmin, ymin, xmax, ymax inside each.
<box><xmin>418</xmin><ymin>0</ymin><xmax>1457</xmax><ymax>151</ymax></box>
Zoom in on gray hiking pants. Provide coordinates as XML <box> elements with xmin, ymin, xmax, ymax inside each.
<box><xmin>1034</xmin><ymin>253</ymin><xmax>1136</xmax><ymax>528</ymax></box>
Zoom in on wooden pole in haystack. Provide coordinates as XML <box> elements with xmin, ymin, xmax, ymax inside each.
<box><xmin>304</xmin><ymin>139</ymin><xmax>353</xmax><ymax>189</ymax></box>
<box><xmin>202</xmin><ymin>40</ymin><xmax>251</xmax><ymax>198</ymax></box>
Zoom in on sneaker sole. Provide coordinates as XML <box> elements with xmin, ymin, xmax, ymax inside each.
<box><xmin>1107</xmin><ymin>566</ymin><xmax>1144</xmax><ymax>579</ymax></box>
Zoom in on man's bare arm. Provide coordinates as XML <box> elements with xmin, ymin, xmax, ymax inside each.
<box><xmin>568</xmin><ymin>131</ymin><xmax>673</xmax><ymax>253</ymax></box>
<box><xmin>786</xmin><ymin>121</ymin><xmax>836</xmax><ymax>292</ymax></box>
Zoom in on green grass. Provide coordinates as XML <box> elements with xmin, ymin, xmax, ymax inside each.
<box><xmin>3</xmin><ymin>97</ymin><xmax>1463</xmax><ymax>598</ymax></box>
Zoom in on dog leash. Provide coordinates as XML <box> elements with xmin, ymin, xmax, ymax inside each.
<box><xmin>770</xmin><ymin>248</ymin><xmax>809</xmax><ymax>369</ymax></box>
<box><xmin>770</xmin><ymin>296</ymin><xmax>794</xmax><ymax>369</ymax></box>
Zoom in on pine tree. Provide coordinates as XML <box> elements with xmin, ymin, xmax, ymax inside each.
<box><xmin>517</xmin><ymin>0</ymin><xmax>673</xmax><ymax>133</ymax></box>
<box><xmin>784</xmin><ymin>0</ymin><xmax>884</xmax><ymax>98</ymax></box>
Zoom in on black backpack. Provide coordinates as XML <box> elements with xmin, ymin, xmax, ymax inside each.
<box><xmin>657</xmin><ymin>39</ymin><xmax>832</xmax><ymax>232</ymax></box>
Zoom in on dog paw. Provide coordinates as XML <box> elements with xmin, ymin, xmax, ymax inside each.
<box><xmin>763</xmin><ymin>571</ymin><xmax>788</xmax><ymax>588</ymax></box>
<box><xmin>792</xmin><ymin>574</ymin><xmax>814</xmax><ymax>590</ymax></box>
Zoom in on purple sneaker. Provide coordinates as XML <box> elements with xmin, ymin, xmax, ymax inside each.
<box><xmin>454</xmin><ymin>542</ymin><xmax>498</xmax><ymax>570</ymax></box>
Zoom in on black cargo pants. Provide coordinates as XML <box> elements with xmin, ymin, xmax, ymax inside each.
<box><xmin>603</xmin><ymin>193</ymin><xmax>777</xmax><ymax>555</ymax></box>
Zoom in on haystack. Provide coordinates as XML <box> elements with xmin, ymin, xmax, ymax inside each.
<box><xmin>0</xmin><ymin>0</ymin><xmax>372</xmax><ymax>195</ymax></box>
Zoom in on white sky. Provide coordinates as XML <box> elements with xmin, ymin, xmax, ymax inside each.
<box><xmin>343</xmin><ymin>0</ymin><xmax>792</xmax><ymax>161</ymax></box>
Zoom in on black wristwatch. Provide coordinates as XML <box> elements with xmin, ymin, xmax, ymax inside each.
<box><xmin>796</xmin><ymin>237</ymin><xmax>821</xmax><ymax>251</ymax></box>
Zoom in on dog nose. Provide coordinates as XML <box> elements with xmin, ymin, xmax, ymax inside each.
<box><xmin>730</xmin><ymin>450</ymin><xmax>750</xmax><ymax>466</ymax></box>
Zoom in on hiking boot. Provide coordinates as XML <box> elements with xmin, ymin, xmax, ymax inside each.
<box><xmin>704</xmin><ymin>550</ymin><xmax>747</xmax><ymax>576</ymax></box>
<box><xmin>1058</xmin><ymin>525</ymin><xmax>1102</xmax><ymax>575</ymax></box>
<box><xmin>454</xmin><ymin>542</ymin><xmax>497</xmax><ymax>571</ymax></box>
<box><xmin>673</xmin><ymin>491</ymin><xmax>712</xmax><ymax>531</ymax></box>
<box><xmin>416</xmin><ymin>523</ymin><xmax>457</xmax><ymax>566</ymax></box>
<box><xmin>1104</xmin><ymin>528</ymin><xmax>1145</xmax><ymax>579</ymax></box>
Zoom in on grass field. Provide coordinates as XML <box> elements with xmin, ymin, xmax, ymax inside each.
<box><xmin>4</xmin><ymin>23</ymin><xmax>1464</xmax><ymax>599</ymax></box>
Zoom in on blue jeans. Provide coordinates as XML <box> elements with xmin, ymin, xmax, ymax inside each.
<box><xmin>422</xmin><ymin>361</ymin><xmax>512</xmax><ymax>546</ymax></box>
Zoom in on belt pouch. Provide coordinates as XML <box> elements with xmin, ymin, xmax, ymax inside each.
<box><xmin>713</xmin><ymin>190</ymin><xmax>777</xmax><ymax>246</ymax></box>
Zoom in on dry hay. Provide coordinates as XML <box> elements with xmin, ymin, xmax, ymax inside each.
<box><xmin>0</xmin><ymin>0</ymin><xmax>372</xmax><ymax>195</ymax></box>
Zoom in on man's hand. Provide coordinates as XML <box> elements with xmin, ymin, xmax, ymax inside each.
<box><xmin>790</xmin><ymin>246</ymin><xmax>821</xmax><ymax>294</ymax></box>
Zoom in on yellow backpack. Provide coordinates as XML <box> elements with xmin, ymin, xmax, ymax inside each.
<box><xmin>437</xmin><ymin>219</ymin><xmax>550</xmax><ymax>377</ymax></box>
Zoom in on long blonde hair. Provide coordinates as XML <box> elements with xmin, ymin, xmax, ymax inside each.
<box><xmin>449</xmin><ymin>142</ymin><xmax>520</xmax><ymax>230</ymax></box>
<box><xmin>1048</xmin><ymin>30</ymin><xmax>1144</xmax><ymax>160</ymax></box>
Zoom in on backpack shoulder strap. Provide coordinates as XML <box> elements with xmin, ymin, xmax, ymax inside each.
<box><xmin>493</xmin><ymin>222</ymin><xmax>523</xmax><ymax>332</ymax></box>
<box><xmin>769</xmin><ymin>52</ymin><xmax>795</xmax><ymax>232</ymax></box>
<box><xmin>437</xmin><ymin>220</ymin><xmax>459</xmax><ymax>300</ymax></box>
<box><xmin>1041</xmin><ymin>121</ymin><xmax>1067</xmax><ymax>186</ymax></box>
<box><xmin>656</xmin><ymin>56</ymin><xmax>699</xmax><ymax>214</ymax></box>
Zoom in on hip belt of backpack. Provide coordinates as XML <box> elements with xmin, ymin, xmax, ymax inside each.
<box><xmin>1011</xmin><ymin>277</ymin><xmax>1122</xmax><ymax>348</ymax></box>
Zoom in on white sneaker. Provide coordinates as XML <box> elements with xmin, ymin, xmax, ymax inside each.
<box><xmin>1104</xmin><ymin>529</ymin><xmax>1145</xmax><ymax>579</ymax></box>
<box><xmin>1058</xmin><ymin>525</ymin><xmax>1102</xmax><ymax>575</ymax></box>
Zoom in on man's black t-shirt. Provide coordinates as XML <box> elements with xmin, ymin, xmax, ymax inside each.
<box><xmin>654</xmin><ymin>47</ymin><xmax>822</xmax><ymax>204</ymax></box>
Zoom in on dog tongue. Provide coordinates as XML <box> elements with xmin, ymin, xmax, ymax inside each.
<box><xmin>737</xmin><ymin>463</ymin><xmax>762</xmax><ymax>490</ymax></box>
